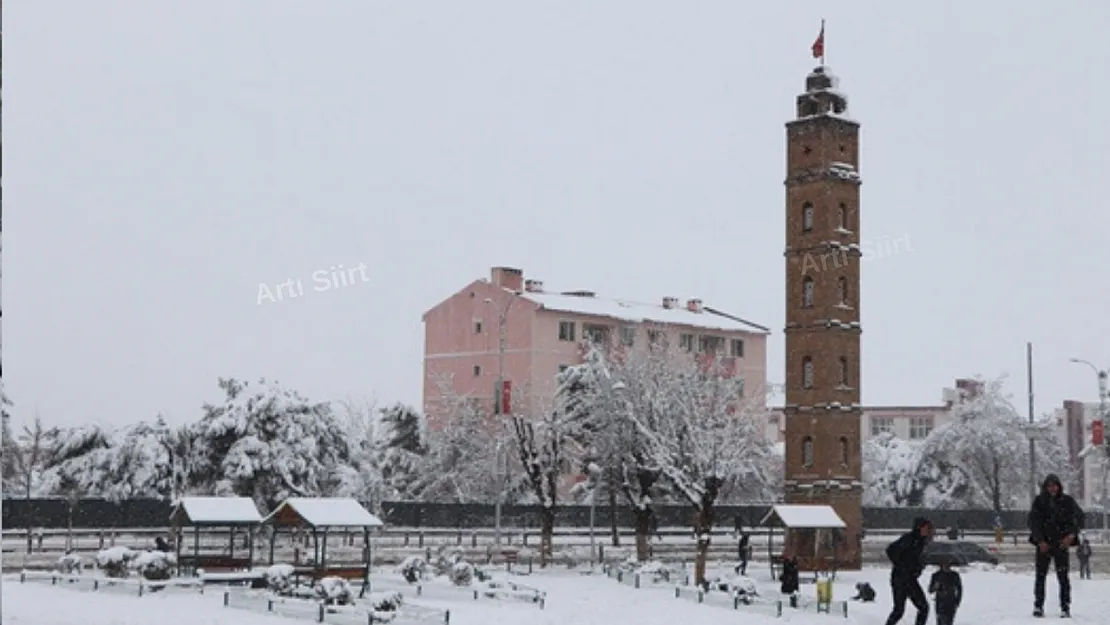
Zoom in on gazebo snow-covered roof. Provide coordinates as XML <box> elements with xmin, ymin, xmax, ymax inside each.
<box><xmin>760</xmin><ymin>504</ymin><xmax>846</xmax><ymax>529</ymax></box>
<box><xmin>170</xmin><ymin>496</ymin><xmax>264</xmax><ymax>526</ymax></box>
<box><xmin>263</xmin><ymin>497</ymin><xmax>384</xmax><ymax>529</ymax></box>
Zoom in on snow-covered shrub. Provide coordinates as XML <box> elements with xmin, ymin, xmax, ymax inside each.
<box><xmin>314</xmin><ymin>576</ymin><xmax>354</xmax><ymax>606</ymax></box>
<box><xmin>96</xmin><ymin>547</ymin><xmax>136</xmax><ymax>578</ymax></box>
<box><xmin>398</xmin><ymin>555</ymin><xmax>427</xmax><ymax>584</ymax></box>
<box><xmin>370</xmin><ymin>590</ymin><xmax>403</xmax><ymax>612</ymax></box>
<box><xmin>131</xmin><ymin>550</ymin><xmax>176</xmax><ymax>581</ymax></box>
<box><xmin>432</xmin><ymin>546</ymin><xmax>465</xmax><ymax>576</ymax></box>
<box><xmin>56</xmin><ymin>552</ymin><xmax>84</xmax><ymax>575</ymax></box>
<box><xmin>264</xmin><ymin>564</ymin><xmax>296</xmax><ymax>595</ymax></box>
<box><xmin>704</xmin><ymin>573</ymin><xmax>758</xmax><ymax>601</ymax></box>
<box><xmin>449</xmin><ymin>561</ymin><xmax>474</xmax><ymax>586</ymax></box>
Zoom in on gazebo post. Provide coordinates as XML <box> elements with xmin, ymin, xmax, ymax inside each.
<box><xmin>321</xmin><ymin>529</ymin><xmax>329</xmax><ymax>571</ymax></box>
<box><xmin>248</xmin><ymin>525</ymin><xmax>255</xmax><ymax>569</ymax></box>
<box><xmin>313</xmin><ymin>528</ymin><xmax>320</xmax><ymax>568</ymax></box>
<box><xmin>360</xmin><ymin>527</ymin><xmax>371</xmax><ymax>598</ymax></box>
<box><xmin>173</xmin><ymin>518</ymin><xmax>183</xmax><ymax>576</ymax></box>
<box><xmin>229</xmin><ymin>526</ymin><xmax>236</xmax><ymax>558</ymax></box>
<box><xmin>268</xmin><ymin>524</ymin><xmax>277</xmax><ymax>566</ymax></box>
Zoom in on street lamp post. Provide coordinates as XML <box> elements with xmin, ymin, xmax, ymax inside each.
<box><xmin>485</xmin><ymin>297</ymin><xmax>513</xmax><ymax>546</ymax></box>
<box><xmin>1070</xmin><ymin>358</ymin><xmax>1109</xmax><ymax>542</ymax></box>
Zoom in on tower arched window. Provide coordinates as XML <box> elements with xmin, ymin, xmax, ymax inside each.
<box><xmin>802</xmin><ymin>276</ymin><xmax>815</xmax><ymax>308</ymax></box>
<box><xmin>802</xmin><ymin>436</ymin><xmax>815</xmax><ymax>468</ymax></box>
<box><xmin>802</xmin><ymin>203</ymin><xmax>814</xmax><ymax>232</ymax></box>
<box><xmin>837</xmin><ymin>276</ymin><xmax>849</xmax><ymax>306</ymax></box>
<box><xmin>839</xmin><ymin>436</ymin><xmax>850</xmax><ymax>466</ymax></box>
<box><xmin>838</xmin><ymin>202</ymin><xmax>848</xmax><ymax>230</ymax></box>
<box><xmin>802</xmin><ymin>356</ymin><xmax>814</xmax><ymax>389</ymax></box>
<box><xmin>839</xmin><ymin>356</ymin><xmax>849</xmax><ymax>386</ymax></box>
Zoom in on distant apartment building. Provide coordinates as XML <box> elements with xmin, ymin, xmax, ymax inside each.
<box><xmin>422</xmin><ymin>266</ymin><xmax>771</xmax><ymax>423</ymax></box>
<box><xmin>1054</xmin><ymin>400</ymin><xmax>1107</xmax><ymax>509</ymax></box>
<box><xmin>767</xmin><ymin>378</ymin><xmax>984</xmax><ymax>445</ymax></box>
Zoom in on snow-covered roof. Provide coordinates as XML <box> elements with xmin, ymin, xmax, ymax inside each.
<box><xmin>263</xmin><ymin>498</ymin><xmax>384</xmax><ymax>528</ymax></box>
<box><xmin>520</xmin><ymin>291</ymin><xmax>769</xmax><ymax>334</ymax></box>
<box><xmin>759</xmin><ymin>504</ymin><xmax>846</xmax><ymax>529</ymax></box>
<box><xmin>171</xmin><ymin>497</ymin><xmax>263</xmax><ymax>525</ymax></box>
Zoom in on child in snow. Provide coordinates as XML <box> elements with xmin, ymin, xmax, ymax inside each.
<box><xmin>779</xmin><ymin>552</ymin><xmax>800</xmax><ymax>608</ymax></box>
<box><xmin>851</xmin><ymin>581</ymin><xmax>876</xmax><ymax>602</ymax></box>
<box><xmin>928</xmin><ymin>557</ymin><xmax>962</xmax><ymax>625</ymax></box>
<box><xmin>1077</xmin><ymin>537</ymin><xmax>1093</xmax><ymax>580</ymax></box>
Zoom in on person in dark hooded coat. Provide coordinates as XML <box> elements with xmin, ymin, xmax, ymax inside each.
<box><xmin>884</xmin><ymin>516</ymin><xmax>934</xmax><ymax>625</ymax></box>
<box><xmin>1028</xmin><ymin>473</ymin><xmax>1084</xmax><ymax>618</ymax></box>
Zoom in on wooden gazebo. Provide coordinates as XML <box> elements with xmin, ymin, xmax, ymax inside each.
<box><xmin>170</xmin><ymin>496</ymin><xmax>263</xmax><ymax>575</ymax></box>
<box><xmin>760</xmin><ymin>504</ymin><xmax>847</xmax><ymax>576</ymax></box>
<box><xmin>263</xmin><ymin>497</ymin><xmax>384</xmax><ymax>596</ymax></box>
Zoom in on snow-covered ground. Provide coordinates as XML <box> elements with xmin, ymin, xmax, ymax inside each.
<box><xmin>4</xmin><ymin>563</ymin><xmax>1109</xmax><ymax>624</ymax></box>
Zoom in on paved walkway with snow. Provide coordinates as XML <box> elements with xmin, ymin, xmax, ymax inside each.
<box><xmin>4</xmin><ymin>565</ymin><xmax>1110</xmax><ymax>624</ymax></box>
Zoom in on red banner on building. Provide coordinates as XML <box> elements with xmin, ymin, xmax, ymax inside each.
<box><xmin>1093</xmin><ymin>420</ymin><xmax>1104</xmax><ymax>447</ymax></box>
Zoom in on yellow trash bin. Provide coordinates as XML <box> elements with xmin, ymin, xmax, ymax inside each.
<box><xmin>816</xmin><ymin>578</ymin><xmax>833</xmax><ymax>604</ymax></box>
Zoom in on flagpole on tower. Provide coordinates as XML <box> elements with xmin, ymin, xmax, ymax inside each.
<box><xmin>811</xmin><ymin>19</ymin><xmax>826</xmax><ymax>67</ymax></box>
<box><xmin>821</xmin><ymin>19</ymin><xmax>826</xmax><ymax>65</ymax></box>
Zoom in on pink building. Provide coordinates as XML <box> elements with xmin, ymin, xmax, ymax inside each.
<box><xmin>421</xmin><ymin>266</ymin><xmax>771</xmax><ymax>424</ymax></box>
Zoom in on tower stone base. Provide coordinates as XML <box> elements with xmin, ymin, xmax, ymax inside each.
<box><xmin>783</xmin><ymin>489</ymin><xmax>863</xmax><ymax>572</ymax></box>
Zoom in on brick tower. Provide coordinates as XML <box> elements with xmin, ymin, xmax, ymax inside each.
<box><xmin>782</xmin><ymin>65</ymin><xmax>863</xmax><ymax>571</ymax></box>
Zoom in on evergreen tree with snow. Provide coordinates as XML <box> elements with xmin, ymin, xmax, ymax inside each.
<box><xmin>189</xmin><ymin>378</ymin><xmax>353</xmax><ymax>509</ymax></box>
<box><xmin>375</xmin><ymin>402</ymin><xmax>427</xmax><ymax>500</ymax></box>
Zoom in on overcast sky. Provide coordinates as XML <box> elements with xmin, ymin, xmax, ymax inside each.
<box><xmin>5</xmin><ymin>1</ymin><xmax>1109</xmax><ymax>428</ymax></box>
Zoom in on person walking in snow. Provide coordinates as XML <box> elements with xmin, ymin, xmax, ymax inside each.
<box><xmin>884</xmin><ymin>517</ymin><xmax>934</xmax><ymax>625</ymax></box>
<box><xmin>1077</xmin><ymin>537</ymin><xmax>1093</xmax><ymax>580</ymax></box>
<box><xmin>735</xmin><ymin>530</ymin><xmax>751</xmax><ymax>576</ymax></box>
<box><xmin>1028</xmin><ymin>473</ymin><xmax>1084</xmax><ymax>618</ymax></box>
<box><xmin>928</xmin><ymin>556</ymin><xmax>963</xmax><ymax>625</ymax></box>
<box><xmin>779</xmin><ymin>551</ymin><xmax>800</xmax><ymax>608</ymax></box>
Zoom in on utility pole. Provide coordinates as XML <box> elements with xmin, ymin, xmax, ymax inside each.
<box><xmin>1028</xmin><ymin>343</ymin><xmax>1037</xmax><ymax>505</ymax></box>
<box><xmin>485</xmin><ymin>297</ymin><xmax>513</xmax><ymax>546</ymax></box>
<box><xmin>1070</xmin><ymin>357</ymin><xmax>1109</xmax><ymax>541</ymax></box>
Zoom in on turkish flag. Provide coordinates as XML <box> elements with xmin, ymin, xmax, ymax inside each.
<box><xmin>811</xmin><ymin>23</ymin><xmax>825</xmax><ymax>60</ymax></box>
<box><xmin>1094</xmin><ymin>420</ymin><xmax>1104</xmax><ymax>447</ymax></box>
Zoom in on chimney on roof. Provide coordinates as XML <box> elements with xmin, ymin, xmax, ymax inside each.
<box><xmin>491</xmin><ymin>266</ymin><xmax>524</xmax><ymax>292</ymax></box>
<box><xmin>686</xmin><ymin>299</ymin><xmax>703</xmax><ymax>313</ymax></box>
<box><xmin>955</xmin><ymin>378</ymin><xmax>983</xmax><ymax>400</ymax></box>
<box><xmin>662</xmin><ymin>296</ymin><xmax>678</xmax><ymax>309</ymax></box>
<box><xmin>524</xmin><ymin>279</ymin><xmax>544</xmax><ymax>293</ymax></box>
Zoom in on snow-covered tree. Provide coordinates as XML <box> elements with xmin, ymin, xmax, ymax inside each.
<box><xmin>375</xmin><ymin>402</ymin><xmax>427</xmax><ymax>500</ymax></box>
<box><xmin>94</xmin><ymin>418</ymin><xmax>177</xmax><ymax>500</ymax></box>
<box><xmin>11</xmin><ymin>416</ymin><xmax>49</xmax><ymax>552</ymax></box>
<box><xmin>37</xmin><ymin>423</ymin><xmax>113</xmax><ymax>497</ymax></box>
<box><xmin>861</xmin><ymin>433</ymin><xmax>972</xmax><ymax>508</ymax></box>
<box><xmin>512</xmin><ymin>373</ymin><xmax>593</xmax><ymax>566</ymax></box>
<box><xmin>414</xmin><ymin>394</ymin><xmax>508</xmax><ymax>503</ymax></box>
<box><xmin>189</xmin><ymin>378</ymin><xmax>352</xmax><ymax>509</ymax></box>
<box><xmin>607</xmin><ymin>349</ymin><xmax>774</xmax><ymax>583</ymax></box>
<box><xmin>329</xmin><ymin>398</ymin><xmax>386</xmax><ymax>508</ymax></box>
<box><xmin>921</xmin><ymin>376</ymin><xmax>1069</xmax><ymax>514</ymax></box>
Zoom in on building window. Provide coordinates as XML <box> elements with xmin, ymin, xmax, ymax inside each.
<box><xmin>839</xmin><ymin>437</ymin><xmax>849</xmax><ymax>466</ymax></box>
<box><xmin>558</xmin><ymin>321</ymin><xmax>576</xmax><ymax>342</ymax></box>
<box><xmin>910</xmin><ymin>416</ymin><xmax>934</xmax><ymax>440</ymax></box>
<box><xmin>837</xmin><ymin>276</ymin><xmax>849</xmax><ymax>306</ymax></box>
<box><xmin>802</xmin><ymin>203</ymin><xmax>814</xmax><ymax>232</ymax></box>
<box><xmin>647</xmin><ymin>329</ymin><xmax>666</xmax><ymax>348</ymax></box>
<box><xmin>473</xmin><ymin>365</ymin><xmax>481</xmax><ymax>377</ymax></box>
<box><xmin>802</xmin><ymin>356</ymin><xmax>814</xmax><ymax>389</ymax></box>
<box><xmin>620</xmin><ymin>326</ymin><xmax>636</xmax><ymax>347</ymax></box>
<box><xmin>802</xmin><ymin>276</ymin><xmax>814</xmax><ymax>308</ymax></box>
<box><xmin>474</xmin><ymin>319</ymin><xmax>483</xmax><ymax>334</ymax></box>
<box><xmin>698</xmin><ymin>335</ymin><xmax>724</xmax><ymax>353</ymax></box>
<box><xmin>679</xmin><ymin>333</ymin><xmax>695</xmax><ymax>352</ymax></box>
<box><xmin>730</xmin><ymin>339</ymin><xmax>745</xmax><ymax>358</ymax></box>
<box><xmin>838</xmin><ymin>203</ymin><xmax>848</xmax><ymax>229</ymax></box>
<box><xmin>871</xmin><ymin>417</ymin><xmax>893</xmax><ymax>437</ymax></box>
<box><xmin>802</xmin><ymin>436</ymin><xmax>814</xmax><ymax>468</ymax></box>
<box><xmin>583</xmin><ymin>324</ymin><xmax>610</xmax><ymax>345</ymax></box>
<box><xmin>838</xmin><ymin>356</ymin><xmax>849</xmax><ymax>387</ymax></box>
